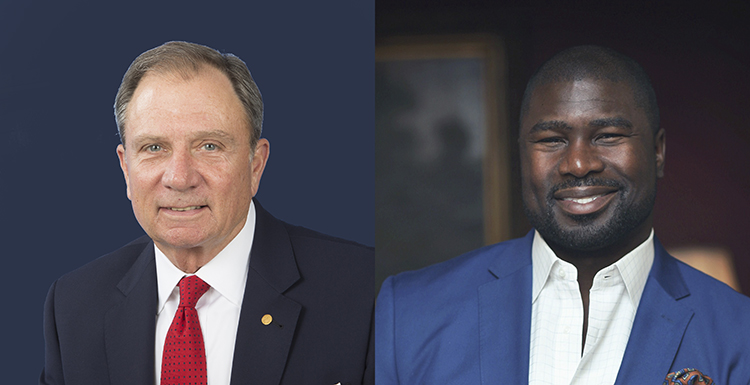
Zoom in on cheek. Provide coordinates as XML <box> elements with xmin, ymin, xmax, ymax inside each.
<box><xmin>524</xmin><ymin>155</ymin><xmax>556</xmax><ymax>192</ymax></box>
<box><xmin>128</xmin><ymin>167</ymin><xmax>155</xmax><ymax>190</ymax></box>
<box><xmin>522</xmin><ymin>169</ymin><xmax>551</xmax><ymax>212</ymax></box>
<box><xmin>126</xmin><ymin>162</ymin><xmax>166</xmax><ymax>200</ymax></box>
<box><xmin>607</xmin><ymin>148</ymin><xmax>654</xmax><ymax>184</ymax></box>
<box><xmin>217</xmin><ymin>163</ymin><xmax>253</xmax><ymax>198</ymax></box>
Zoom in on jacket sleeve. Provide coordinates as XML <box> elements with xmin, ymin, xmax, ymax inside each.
<box><xmin>362</xmin><ymin>300</ymin><xmax>375</xmax><ymax>385</ymax></box>
<box><xmin>40</xmin><ymin>279</ymin><xmax>64</xmax><ymax>385</ymax></box>
<box><xmin>375</xmin><ymin>276</ymin><xmax>399</xmax><ymax>385</ymax></box>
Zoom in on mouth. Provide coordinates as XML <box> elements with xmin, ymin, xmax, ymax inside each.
<box><xmin>562</xmin><ymin>195</ymin><xmax>604</xmax><ymax>205</ymax></box>
<box><xmin>167</xmin><ymin>205</ymin><xmax>205</xmax><ymax>212</ymax></box>
<box><xmin>161</xmin><ymin>205</ymin><xmax>208</xmax><ymax>216</ymax></box>
<box><xmin>553</xmin><ymin>186</ymin><xmax>618</xmax><ymax>216</ymax></box>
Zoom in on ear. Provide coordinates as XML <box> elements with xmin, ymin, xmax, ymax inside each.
<box><xmin>116</xmin><ymin>144</ymin><xmax>133</xmax><ymax>200</ymax></box>
<box><xmin>654</xmin><ymin>128</ymin><xmax>666</xmax><ymax>178</ymax></box>
<box><xmin>249</xmin><ymin>138</ymin><xmax>270</xmax><ymax>197</ymax></box>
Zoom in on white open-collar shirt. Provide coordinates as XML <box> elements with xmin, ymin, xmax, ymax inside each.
<box><xmin>529</xmin><ymin>229</ymin><xmax>654</xmax><ymax>385</ymax></box>
<box><xmin>154</xmin><ymin>201</ymin><xmax>256</xmax><ymax>385</ymax></box>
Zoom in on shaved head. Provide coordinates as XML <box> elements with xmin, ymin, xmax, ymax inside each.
<box><xmin>521</xmin><ymin>45</ymin><xmax>659</xmax><ymax>135</ymax></box>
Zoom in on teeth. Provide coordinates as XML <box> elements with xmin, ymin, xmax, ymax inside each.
<box><xmin>565</xmin><ymin>195</ymin><xmax>601</xmax><ymax>204</ymax></box>
<box><xmin>169</xmin><ymin>206</ymin><xmax>202</xmax><ymax>211</ymax></box>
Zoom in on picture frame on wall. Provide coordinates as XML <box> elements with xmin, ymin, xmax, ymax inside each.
<box><xmin>375</xmin><ymin>35</ymin><xmax>513</xmax><ymax>287</ymax></box>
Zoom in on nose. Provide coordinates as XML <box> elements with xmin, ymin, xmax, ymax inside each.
<box><xmin>162</xmin><ymin>149</ymin><xmax>201</xmax><ymax>191</ymax></box>
<box><xmin>558</xmin><ymin>138</ymin><xmax>604</xmax><ymax>178</ymax></box>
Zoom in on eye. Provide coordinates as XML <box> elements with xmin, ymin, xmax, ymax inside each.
<box><xmin>534</xmin><ymin>136</ymin><xmax>566</xmax><ymax>148</ymax></box>
<box><xmin>202</xmin><ymin>143</ymin><xmax>218</xmax><ymax>151</ymax></box>
<box><xmin>595</xmin><ymin>133</ymin><xmax>626</xmax><ymax>144</ymax></box>
<box><xmin>146</xmin><ymin>144</ymin><xmax>162</xmax><ymax>152</ymax></box>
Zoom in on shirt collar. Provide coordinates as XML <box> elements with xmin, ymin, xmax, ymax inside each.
<box><xmin>531</xmin><ymin>230</ymin><xmax>561</xmax><ymax>303</ymax></box>
<box><xmin>612</xmin><ymin>229</ymin><xmax>654</xmax><ymax>307</ymax></box>
<box><xmin>155</xmin><ymin>200</ymin><xmax>256</xmax><ymax>313</ymax></box>
<box><xmin>531</xmin><ymin>229</ymin><xmax>655</xmax><ymax>307</ymax></box>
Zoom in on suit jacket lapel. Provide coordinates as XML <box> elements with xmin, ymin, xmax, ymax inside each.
<box><xmin>230</xmin><ymin>201</ymin><xmax>302</xmax><ymax>385</ymax></box>
<box><xmin>478</xmin><ymin>232</ymin><xmax>534</xmax><ymax>385</ymax></box>
<box><xmin>104</xmin><ymin>241</ymin><xmax>158</xmax><ymax>385</ymax></box>
<box><xmin>476</xmin><ymin>233</ymin><xmax>693</xmax><ymax>385</ymax></box>
<box><xmin>615</xmin><ymin>238</ymin><xmax>693</xmax><ymax>385</ymax></box>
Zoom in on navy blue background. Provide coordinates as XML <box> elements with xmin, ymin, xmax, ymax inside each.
<box><xmin>0</xmin><ymin>1</ymin><xmax>374</xmax><ymax>381</ymax></box>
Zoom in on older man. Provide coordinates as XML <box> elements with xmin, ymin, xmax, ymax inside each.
<box><xmin>375</xmin><ymin>46</ymin><xmax>750</xmax><ymax>385</ymax></box>
<box><xmin>42</xmin><ymin>41</ymin><xmax>373</xmax><ymax>385</ymax></box>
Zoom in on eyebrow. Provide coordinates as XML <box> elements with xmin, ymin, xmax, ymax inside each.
<box><xmin>192</xmin><ymin>129</ymin><xmax>237</xmax><ymax>143</ymax></box>
<box><xmin>528</xmin><ymin>117</ymin><xmax>633</xmax><ymax>135</ymax></box>
<box><xmin>130</xmin><ymin>129</ymin><xmax>237</xmax><ymax>147</ymax></box>
<box><xmin>588</xmin><ymin>117</ymin><xmax>633</xmax><ymax>129</ymax></box>
<box><xmin>529</xmin><ymin>120</ymin><xmax>573</xmax><ymax>134</ymax></box>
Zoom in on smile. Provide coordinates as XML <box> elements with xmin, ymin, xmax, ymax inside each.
<box><xmin>562</xmin><ymin>195</ymin><xmax>603</xmax><ymax>205</ymax></box>
<box><xmin>553</xmin><ymin>186</ymin><xmax>618</xmax><ymax>216</ymax></box>
<box><xmin>168</xmin><ymin>206</ymin><xmax>204</xmax><ymax>211</ymax></box>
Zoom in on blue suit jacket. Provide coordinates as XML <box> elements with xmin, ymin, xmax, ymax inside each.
<box><xmin>42</xmin><ymin>200</ymin><xmax>374</xmax><ymax>385</ymax></box>
<box><xmin>376</xmin><ymin>231</ymin><xmax>750</xmax><ymax>384</ymax></box>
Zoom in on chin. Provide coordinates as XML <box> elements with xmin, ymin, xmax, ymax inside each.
<box><xmin>556</xmin><ymin>227</ymin><xmax>622</xmax><ymax>251</ymax></box>
<box><xmin>154</xmin><ymin>229</ymin><xmax>211</xmax><ymax>250</ymax></box>
<box><xmin>546</xmin><ymin>212</ymin><xmax>646</xmax><ymax>252</ymax></box>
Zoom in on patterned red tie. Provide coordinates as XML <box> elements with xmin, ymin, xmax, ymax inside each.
<box><xmin>161</xmin><ymin>275</ymin><xmax>210</xmax><ymax>385</ymax></box>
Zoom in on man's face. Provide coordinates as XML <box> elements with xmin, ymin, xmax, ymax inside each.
<box><xmin>117</xmin><ymin>67</ymin><xmax>269</xmax><ymax>257</ymax></box>
<box><xmin>519</xmin><ymin>78</ymin><xmax>665</xmax><ymax>252</ymax></box>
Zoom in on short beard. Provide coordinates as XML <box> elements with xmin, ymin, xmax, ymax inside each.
<box><xmin>523</xmin><ymin>177</ymin><xmax>656</xmax><ymax>252</ymax></box>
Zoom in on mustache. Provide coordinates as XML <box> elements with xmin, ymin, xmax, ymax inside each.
<box><xmin>549</xmin><ymin>177</ymin><xmax>623</xmax><ymax>196</ymax></box>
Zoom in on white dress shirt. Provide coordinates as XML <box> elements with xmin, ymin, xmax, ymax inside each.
<box><xmin>154</xmin><ymin>201</ymin><xmax>256</xmax><ymax>385</ymax></box>
<box><xmin>528</xmin><ymin>229</ymin><xmax>654</xmax><ymax>385</ymax></box>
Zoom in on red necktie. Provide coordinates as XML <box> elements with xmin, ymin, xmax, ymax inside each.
<box><xmin>161</xmin><ymin>275</ymin><xmax>210</xmax><ymax>385</ymax></box>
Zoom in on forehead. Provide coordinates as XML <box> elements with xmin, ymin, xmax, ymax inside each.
<box><xmin>522</xmin><ymin>79</ymin><xmax>645</xmax><ymax>130</ymax></box>
<box><xmin>125</xmin><ymin>67</ymin><xmax>249</xmax><ymax>142</ymax></box>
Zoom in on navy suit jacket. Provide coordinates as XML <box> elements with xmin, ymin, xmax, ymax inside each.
<box><xmin>376</xmin><ymin>231</ymin><xmax>750</xmax><ymax>384</ymax></box>
<box><xmin>42</xmin><ymin>200</ymin><xmax>374</xmax><ymax>385</ymax></box>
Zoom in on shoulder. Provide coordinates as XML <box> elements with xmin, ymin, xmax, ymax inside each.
<box><xmin>254</xmin><ymin>199</ymin><xmax>373</xmax><ymax>265</ymax></box>
<box><xmin>282</xmin><ymin>222</ymin><xmax>373</xmax><ymax>284</ymax></box>
<box><xmin>44</xmin><ymin>235</ymin><xmax>154</xmax><ymax>332</ymax></box>
<box><xmin>375</xmin><ymin>235</ymin><xmax>531</xmax><ymax>383</ymax></box>
<box><xmin>650</xmin><ymin>243</ymin><xmax>750</xmax><ymax>333</ymax></box>
<box><xmin>284</xmin><ymin>222</ymin><xmax>373</xmax><ymax>257</ymax></box>
<box><xmin>661</xmin><ymin>257</ymin><xmax>750</xmax><ymax>378</ymax></box>
<box><xmin>674</xmin><ymin>257</ymin><xmax>750</xmax><ymax>316</ymax></box>
<box><xmin>384</xmin><ymin>235</ymin><xmax>531</xmax><ymax>300</ymax></box>
<box><xmin>375</xmin><ymin>234</ymin><xmax>532</xmax><ymax>350</ymax></box>
<box><xmin>52</xmin><ymin>235</ymin><xmax>152</xmax><ymax>296</ymax></box>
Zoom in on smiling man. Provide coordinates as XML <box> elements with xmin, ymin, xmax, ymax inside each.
<box><xmin>375</xmin><ymin>46</ymin><xmax>750</xmax><ymax>385</ymax></box>
<box><xmin>41</xmin><ymin>42</ymin><xmax>373</xmax><ymax>385</ymax></box>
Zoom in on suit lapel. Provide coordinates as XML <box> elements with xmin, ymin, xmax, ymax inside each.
<box><xmin>230</xmin><ymin>201</ymin><xmax>302</xmax><ymax>385</ymax></box>
<box><xmin>104</xmin><ymin>241</ymin><xmax>158</xmax><ymax>385</ymax></box>
<box><xmin>477</xmin><ymin>233</ymin><xmax>693</xmax><ymax>385</ymax></box>
<box><xmin>615</xmin><ymin>238</ymin><xmax>693</xmax><ymax>385</ymax></box>
<box><xmin>478</xmin><ymin>232</ymin><xmax>534</xmax><ymax>385</ymax></box>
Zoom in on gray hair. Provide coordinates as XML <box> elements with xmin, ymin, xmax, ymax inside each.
<box><xmin>114</xmin><ymin>41</ymin><xmax>263</xmax><ymax>148</ymax></box>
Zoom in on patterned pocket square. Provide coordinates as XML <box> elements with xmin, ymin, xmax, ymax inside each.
<box><xmin>663</xmin><ymin>368</ymin><xmax>714</xmax><ymax>385</ymax></box>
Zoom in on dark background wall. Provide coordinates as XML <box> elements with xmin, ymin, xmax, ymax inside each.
<box><xmin>377</xmin><ymin>2</ymin><xmax>750</xmax><ymax>294</ymax></box>
<box><xmin>0</xmin><ymin>1</ymin><xmax>373</xmax><ymax>381</ymax></box>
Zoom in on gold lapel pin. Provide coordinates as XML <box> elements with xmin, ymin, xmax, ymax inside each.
<box><xmin>261</xmin><ymin>314</ymin><xmax>273</xmax><ymax>325</ymax></box>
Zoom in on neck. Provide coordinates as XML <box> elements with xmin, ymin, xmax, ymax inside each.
<box><xmin>160</xmin><ymin>247</ymin><xmax>219</xmax><ymax>274</ymax></box>
<box><xmin>543</xmin><ymin>224</ymin><xmax>652</xmax><ymax>351</ymax></box>
<box><xmin>547</xmin><ymin>223</ymin><xmax>652</xmax><ymax>290</ymax></box>
<box><xmin>155</xmin><ymin>209</ymin><xmax>251</xmax><ymax>274</ymax></box>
